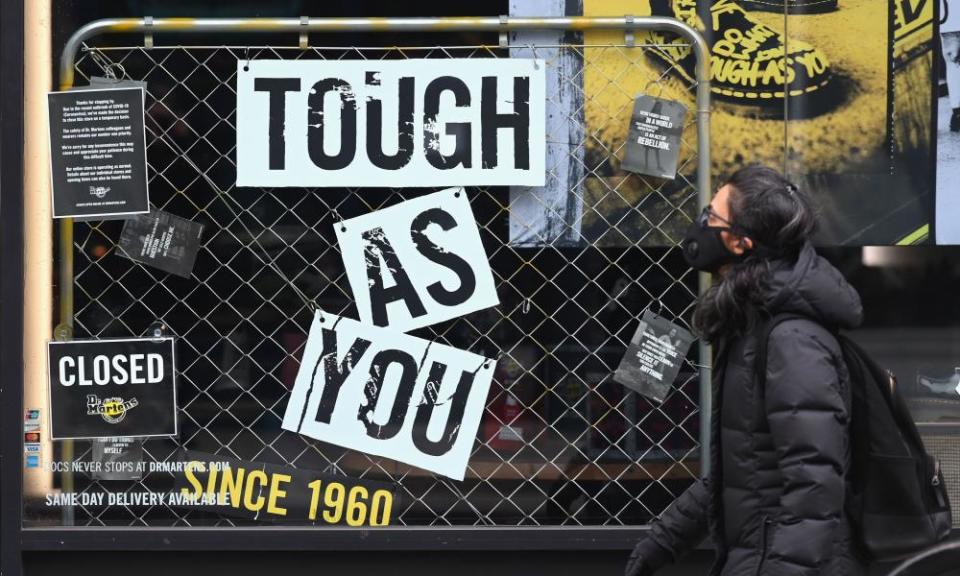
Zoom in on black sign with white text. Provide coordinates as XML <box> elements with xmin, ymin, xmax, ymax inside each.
<box><xmin>118</xmin><ymin>210</ymin><xmax>205</xmax><ymax>278</ymax></box>
<box><xmin>47</xmin><ymin>87</ymin><xmax>149</xmax><ymax>218</ymax></box>
<box><xmin>613</xmin><ymin>311</ymin><xmax>695</xmax><ymax>403</ymax></box>
<box><xmin>621</xmin><ymin>95</ymin><xmax>686</xmax><ymax>181</ymax></box>
<box><xmin>47</xmin><ymin>338</ymin><xmax>177</xmax><ymax>440</ymax></box>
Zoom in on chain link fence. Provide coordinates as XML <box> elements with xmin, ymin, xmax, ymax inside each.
<box><xmin>42</xmin><ymin>33</ymin><xmax>707</xmax><ymax>527</ymax></box>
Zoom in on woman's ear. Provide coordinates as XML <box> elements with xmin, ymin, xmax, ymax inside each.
<box><xmin>727</xmin><ymin>234</ymin><xmax>754</xmax><ymax>255</ymax></box>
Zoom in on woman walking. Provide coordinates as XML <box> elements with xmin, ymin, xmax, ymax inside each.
<box><xmin>626</xmin><ymin>165</ymin><xmax>869</xmax><ymax>575</ymax></box>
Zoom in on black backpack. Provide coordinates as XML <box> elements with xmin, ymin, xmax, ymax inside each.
<box><xmin>756</xmin><ymin>313</ymin><xmax>952</xmax><ymax>561</ymax></box>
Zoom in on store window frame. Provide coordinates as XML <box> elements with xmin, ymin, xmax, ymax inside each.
<box><xmin>2</xmin><ymin>9</ymin><xmax>716</xmax><ymax>563</ymax></box>
<box><xmin>1</xmin><ymin>0</ymin><xmax>27</xmax><ymax>575</ymax></box>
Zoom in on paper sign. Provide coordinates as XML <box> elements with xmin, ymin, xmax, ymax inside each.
<box><xmin>281</xmin><ymin>311</ymin><xmax>495</xmax><ymax>480</ymax></box>
<box><xmin>620</xmin><ymin>95</ymin><xmax>687</xmax><ymax>180</ymax></box>
<box><xmin>47</xmin><ymin>87</ymin><xmax>149</xmax><ymax>218</ymax></box>
<box><xmin>47</xmin><ymin>338</ymin><xmax>178</xmax><ymax>440</ymax></box>
<box><xmin>236</xmin><ymin>59</ymin><xmax>545</xmax><ymax>187</ymax></box>
<box><xmin>335</xmin><ymin>187</ymin><xmax>499</xmax><ymax>332</ymax></box>
<box><xmin>171</xmin><ymin>450</ymin><xmax>397</xmax><ymax>525</ymax></box>
<box><xmin>91</xmin><ymin>437</ymin><xmax>144</xmax><ymax>481</ymax></box>
<box><xmin>118</xmin><ymin>210</ymin><xmax>205</xmax><ymax>278</ymax></box>
<box><xmin>613</xmin><ymin>310</ymin><xmax>695</xmax><ymax>403</ymax></box>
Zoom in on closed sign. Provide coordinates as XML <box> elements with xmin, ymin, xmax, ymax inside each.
<box><xmin>47</xmin><ymin>338</ymin><xmax>177</xmax><ymax>439</ymax></box>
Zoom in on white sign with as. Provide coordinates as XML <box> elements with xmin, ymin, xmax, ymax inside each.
<box><xmin>280</xmin><ymin>310</ymin><xmax>495</xmax><ymax>480</ymax></box>
<box><xmin>335</xmin><ymin>187</ymin><xmax>500</xmax><ymax>332</ymax></box>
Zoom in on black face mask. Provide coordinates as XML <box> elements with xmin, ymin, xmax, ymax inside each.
<box><xmin>682</xmin><ymin>211</ymin><xmax>747</xmax><ymax>273</ymax></box>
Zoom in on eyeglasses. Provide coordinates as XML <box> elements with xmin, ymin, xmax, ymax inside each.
<box><xmin>696</xmin><ymin>206</ymin><xmax>759</xmax><ymax>241</ymax></box>
<box><xmin>697</xmin><ymin>206</ymin><xmax>735</xmax><ymax>230</ymax></box>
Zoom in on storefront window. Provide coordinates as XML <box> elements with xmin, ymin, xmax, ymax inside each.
<box><xmin>24</xmin><ymin>27</ymin><xmax>705</xmax><ymax>528</ymax></box>
<box><xmin>20</xmin><ymin>0</ymin><xmax>955</xmax><ymax>543</ymax></box>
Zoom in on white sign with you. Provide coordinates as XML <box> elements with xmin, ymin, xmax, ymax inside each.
<box><xmin>280</xmin><ymin>310</ymin><xmax>496</xmax><ymax>480</ymax></box>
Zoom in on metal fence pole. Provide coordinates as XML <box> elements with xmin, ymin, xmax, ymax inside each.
<box><xmin>691</xmin><ymin>34</ymin><xmax>712</xmax><ymax>479</ymax></box>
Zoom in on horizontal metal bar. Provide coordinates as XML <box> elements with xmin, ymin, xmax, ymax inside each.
<box><xmin>81</xmin><ymin>42</ymin><xmax>693</xmax><ymax>51</ymax></box>
<box><xmin>21</xmin><ymin>525</ymin><xmax>960</xmax><ymax>553</ymax></box>
<box><xmin>59</xmin><ymin>16</ymin><xmax>707</xmax><ymax>89</ymax></box>
<box><xmin>22</xmin><ymin>526</ymin><xmax>655</xmax><ymax>551</ymax></box>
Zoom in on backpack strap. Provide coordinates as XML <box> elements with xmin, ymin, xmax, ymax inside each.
<box><xmin>754</xmin><ymin>313</ymin><xmax>819</xmax><ymax>389</ymax></box>
<box><xmin>835</xmin><ymin>334</ymin><xmax>870</xmax><ymax>494</ymax></box>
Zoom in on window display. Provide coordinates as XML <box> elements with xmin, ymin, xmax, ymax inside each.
<box><xmin>24</xmin><ymin>32</ymin><xmax>708</xmax><ymax>529</ymax></box>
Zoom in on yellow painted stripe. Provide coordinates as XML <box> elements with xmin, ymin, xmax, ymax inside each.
<box><xmin>896</xmin><ymin>224</ymin><xmax>929</xmax><ymax>245</ymax></box>
<box><xmin>110</xmin><ymin>18</ymin><xmax>197</xmax><ymax>32</ymax></box>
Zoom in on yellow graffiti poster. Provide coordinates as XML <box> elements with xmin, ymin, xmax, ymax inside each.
<box><xmin>573</xmin><ymin>0</ymin><xmax>933</xmax><ymax>245</ymax></box>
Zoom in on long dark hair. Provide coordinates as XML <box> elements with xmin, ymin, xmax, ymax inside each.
<box><xmin>692</xmin><ymin>164</ymin><xmax>818</xmax><ymax>343</ymax></box>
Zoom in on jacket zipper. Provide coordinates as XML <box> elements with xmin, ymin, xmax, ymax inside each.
<box><xmin>755</xmin><ymin>515</ymin><xmax>771</xmax><ymax>576</ymax></box>
<box><xmin>933</xmin><ymin>458</ymin><xmax>947</xmax><ymax>508</ymax></box>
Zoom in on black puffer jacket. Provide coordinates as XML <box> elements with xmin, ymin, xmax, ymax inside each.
<box><xmin>628</xmin><ymin>243</ymin><xmax>871</xmax><ymax>576</ymax></box>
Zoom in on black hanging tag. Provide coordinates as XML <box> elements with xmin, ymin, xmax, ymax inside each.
<box><xmin>613</xmin><ymin>309</ymin><xmax>695</xmax><ymax>403</ymax></box>
<box><xmin>620</xmin><ymin>95</ymin><xmax>687</xmax><ymax>180</ymax></box>
<box><xmin>117</xmin><ymin>209</ymin><xmax>205</xmax><ymax>278</ymax></box>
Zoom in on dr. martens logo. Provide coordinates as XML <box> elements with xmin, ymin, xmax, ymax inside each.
<box><xmin>86</xmin><ymin>394</ymin><xmax>139</xmax><ymax>424</ymax></box>
<box><xmin>89</xmin><ymin>186</ymin><xmax>111</xmax><ymax>199</ymax></box>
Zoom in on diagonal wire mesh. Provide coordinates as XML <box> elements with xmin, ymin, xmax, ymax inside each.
<box><xmin>41</xmin><ymin>40</ymin><xmax>705</xmax><ymax>527</ymax></box>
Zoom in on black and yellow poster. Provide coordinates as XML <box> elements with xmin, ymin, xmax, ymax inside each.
<box><xmin>513</xmin><ymin>0</ymin><xmax>934</xmax><ymax>246</ymax></box>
